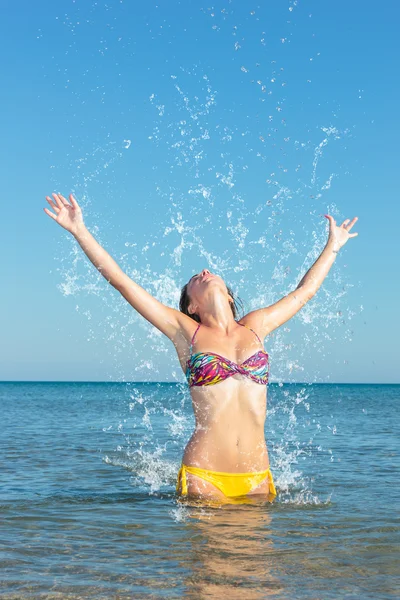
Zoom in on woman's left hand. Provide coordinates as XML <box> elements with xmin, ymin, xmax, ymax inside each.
<box><xmin>324</xmin><ymin>214</ymin><xmax>358</xmax><ymax>250</ymax></box>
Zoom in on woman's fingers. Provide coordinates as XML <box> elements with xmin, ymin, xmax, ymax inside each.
<box><xmin>349</xmin><ymin>232</ymin><xmax>358</xmax><ymax>238</ymax></box>
<box><xmin>346</xmin><ymin>216</ymin><xmax>358</xmax><ymax>231</ymax></box>
<box><xmin>339</xmin><ymin>216</ymin><xmax>358</xmax><ymax>230</ymax></box>
<box><xmin>324</xmin><ymin>214</ymin><xmax>336</xmax><ymax>226</ymax></box>
<box><xmin>57</xmin><ymin>192</ymin><xmax>70</xmax><ymax>206</ymax></box>
<box><xmin>46</xmin><ymin>195</ymin><xmax>60</xmax><ymax>212</ymax></box>
<box><xmin>43</xmin><ymin>207</ymin><xmax>58</xmax><ymax>221</ymax></box>
<box><xmin>69</xmin><ymin>193</ymin><xmax>79</xmax><ymax>209</ymax></box>
<box><xmin>49</xmin><ymin>192</ymin><xmax>80</xmax><ymax>210</ymax></box>
<box><xmin>52</xmin><ymin>193</ymin><xmax>65</xmax><ymax>210</ymax></box>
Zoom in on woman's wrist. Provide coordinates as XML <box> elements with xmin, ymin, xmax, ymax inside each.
<box><xmin>326</xmin><ymin>237</ymin><xmax>341</xmax><ymax>254</ymax></box>
<box><xmin>71</xmin><ymin>222</ymin><xmax>87</xmax><ymax>239</ymax></box>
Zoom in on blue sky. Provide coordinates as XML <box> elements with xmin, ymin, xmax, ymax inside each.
<box><xmin>3</xmin><ymin>0</ymin><xmax>399</xmax><ymax>383</ymax></box>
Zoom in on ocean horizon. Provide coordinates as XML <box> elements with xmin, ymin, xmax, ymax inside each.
<box><xmin>3</xmin><ymin>381</ymin><xmax>399</xmax><ymax>384</ymax></box>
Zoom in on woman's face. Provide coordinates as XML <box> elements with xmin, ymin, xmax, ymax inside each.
<box><xmin>187</xmin><ymin>269</ymin><xmax>230</xmax><ymax>311</ymax></box>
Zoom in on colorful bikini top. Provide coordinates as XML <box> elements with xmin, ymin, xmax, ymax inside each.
<box><xmin>186</xmin><ymin>321</ymin><xmax>269</xmax><ymax>388</ymax></box>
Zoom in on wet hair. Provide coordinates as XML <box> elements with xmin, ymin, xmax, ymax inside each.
<box><xmin>179</xmin><ymin>276</ymin><xmax>244</xmax><ymax>323</ymax></box>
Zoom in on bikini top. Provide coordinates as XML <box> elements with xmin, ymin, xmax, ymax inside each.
<box><xmin>186</xmin><ymin>321</ymin><xmax>269</xmax><ymax>388</ymax></box>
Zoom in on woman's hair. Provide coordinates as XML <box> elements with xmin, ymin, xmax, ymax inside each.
<box><xmin>179</xmin><ymin>278</ymin><xmax>244</xmax><ymax>323</ymax></box>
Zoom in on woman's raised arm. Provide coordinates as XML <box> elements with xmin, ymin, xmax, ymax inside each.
<box><xmin>242</xmin><ymin>215</ymin><xmax>359</xmax><ymax>339</ymax></box>
<box><xmin>44</xmin><ymin>193</ymin><xmax>184</xmax><ymax>341</ymax></box>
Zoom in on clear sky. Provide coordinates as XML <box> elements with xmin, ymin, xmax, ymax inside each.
<box><xmin>3</xmin><ymin>0</ymin><xmax>399</xmax><ymax>383</ymax></box>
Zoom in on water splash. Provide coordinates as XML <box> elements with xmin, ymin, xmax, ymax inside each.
<box><xmin>48</xmin><ymin>0</ymin><xmax>359</xmax><ymax>505</ymax></box>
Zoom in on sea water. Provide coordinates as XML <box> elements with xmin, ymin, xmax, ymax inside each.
<box><xmin>0</xmin><ymin>382</ymin><xmax>398</xmax><ymax>599</ymax></box>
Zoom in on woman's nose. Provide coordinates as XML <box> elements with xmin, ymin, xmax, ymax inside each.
<box><xmin>201</xmin><ymin>269</ymin><xmax>210</xmax><ymax>277</ymax></box>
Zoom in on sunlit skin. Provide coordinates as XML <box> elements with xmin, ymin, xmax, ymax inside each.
<box><xmin>44</xmin><ymin>193</ymin><xmax>358</xmax><ymax>500</ymax></box>
<box><xmin>181</xmin><ymin>270</ymin><xmax>276</xmax><ymax>498</ymax></box>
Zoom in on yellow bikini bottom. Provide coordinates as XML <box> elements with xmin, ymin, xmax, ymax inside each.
<box><xmin>176</xmin><ymin>463</ymin><xmax>277</xmax><ymax>503</ymax></box>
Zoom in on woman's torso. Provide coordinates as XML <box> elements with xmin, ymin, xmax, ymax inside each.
<box><xmin>174</xmin><ymin>319</ymin><xmax>271</xmax><ymax>472</ymax></box>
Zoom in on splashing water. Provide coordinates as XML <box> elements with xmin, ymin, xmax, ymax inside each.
<box><xmin>48</xmin><ymin>0</ymin><xmax>362</xmax><ymax>506</ymax></box>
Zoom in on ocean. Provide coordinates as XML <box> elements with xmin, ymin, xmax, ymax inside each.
<box><xmin>1</xmin><ymin>382</ymin><xmax>398</xmax><ymax>599</ymax></box>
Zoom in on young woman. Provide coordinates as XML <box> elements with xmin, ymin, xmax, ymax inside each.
<box><xmin>44</xmin><ymin>193</ymin><xmax>358</xmax><ymax>503</ymax></box>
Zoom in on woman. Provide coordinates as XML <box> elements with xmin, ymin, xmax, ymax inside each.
<box><xmin>44</xmin><ymin>193</ymin><xmax>358</xmax><ymax>503</ymax></box>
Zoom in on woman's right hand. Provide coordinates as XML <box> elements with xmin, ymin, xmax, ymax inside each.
<box><xmin>44</xmin><ymin>193</ymin><xmax>85</xmax><ymax>236</ymax></box>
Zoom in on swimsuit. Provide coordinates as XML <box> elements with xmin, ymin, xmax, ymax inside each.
<box><xmin>186</xmin><ymin>321</ymin><xmax>269</xmax><ymax>387</ymax></box>
<box><xmin>176</xmin><ymin>464</ymin><xmax>277</xmax><ymax>502</ymax></box>
<box><xmin>177</xmin><ymin>321</ymin><xmax>277</xmax><ymax>502</ymax></box>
